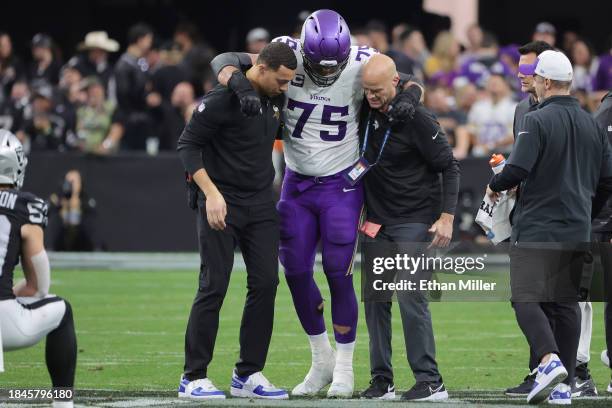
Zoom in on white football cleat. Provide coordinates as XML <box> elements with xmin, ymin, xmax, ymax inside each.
<box><xmin>292</xmin><ymin>348</ymin><xmax>336</xmax><ymax>396</ymax></box>
<box><xmin>178</xmin><ymin>376</ymin><xmax>225</xmax><ymax>399</ymax></box>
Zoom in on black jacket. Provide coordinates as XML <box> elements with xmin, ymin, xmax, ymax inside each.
<box><xmin>499</xmin><ymin>95</ymin><xmax>612</xmax><ymax>243</ymax></box>
<box><xmin>360</xmin><ymin>103</ymin><xmax>460</xmax><ymax>226</ymax></box>
<box><xmin>177</xmin><ymin>84</ymin><xmax>285</xmax><ymax>205</ymax></box>
<box><xmin>592</xmin><ymin>91</ymin><xmax>612</xmax><ymax>233</ymax></box>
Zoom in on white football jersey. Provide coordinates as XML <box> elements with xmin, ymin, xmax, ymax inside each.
<box><xmin>273</xmin><ymin>36</ymin><xmax>377</xmax><ymax>176</ymax></box>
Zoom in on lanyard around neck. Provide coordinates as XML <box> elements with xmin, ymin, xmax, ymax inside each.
<box><xmin>361</xmin><ymin>111</ymin><xmax>392</xmax><ymax>166</ymax></box>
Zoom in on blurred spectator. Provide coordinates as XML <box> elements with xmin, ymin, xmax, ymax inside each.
<box><xmin>465</xmin><ymin>74</ymin><xmax>516</xmax><ymax>156</ymax></box>
<box><xmin>424</xmin><ymin>85</ymin><xmax>470</xmax><ymax>159</ymax></box>
<box><xmin>112</xmin><ymin>22</ymin><xmax>157</xmax><ymax>150</ymax></box>
<box><xmin>453</xmin><ymin>79</ymin><xmax>479</xmax><ymax>114</ymax></box>
<box><xmin>425</xmin><ymin>31</ymin><xmax>460</xmax><ymax>86</ymax></box>
<box><xmin>562</xmin><ymin>31</ymin><xmax>579</xmax><ymax>55</ymax></box>
<box><xmin>366</xmin><ymin>20</ymin><xmax>414</xmax><ymax>74</ymax></box>
<box><xmin>532</xmin><ymin>22</ymin><xmax>556</xmax><ymax>47</ymax></box>
<box><xmin>459</xmin><ymin>23</ymin><xmax>484</xmax><ymax>65</ymax></box>
<box><xmin>174</xmin><ymin>22</ymin><xmax>216</xmax><ymax>95</ymax></box>
<box><xmin>458</xmin><ymin>32</ymin><xmax>513</xmax><ymax>89</ymax></box>
<box><xmin>76</xmin><ymin>77</ymin><xmax>123</xmax><ymax>154</ymax></box>
<box><xmin>0</xmin><ymin>32</ymin><xmax>25</xmax><ymax>100</ymax></box>
<box><xmin>399</xmin><ymin>27</ymin><xmax>428</xmax><ymax>80</ymax></box>
<box><xmin>0</xmin><ymin>80</ymin><xmax>29</xmax><ymax>136</ymax></box>
<box><xmin>151</xmin><ymin>41</ymin><xmax>189</xmax><ymax>102</ymax></box>
<box><xmin>71</xmin><ymin>31</ymin><xmax>119</xmax><ymax>90</ymax></box>
<box><xmin>351</xmin><ymin>28</ymin><xmax>372</xmax><ymax>47</ymax></box>
<box><xmin>28</xmin><ymin>33</ymin><xmax>61</xmax><ymax>87</ymax></box>
<box><xmin>592</xmin><ymin>37</ymin><xmax>612</xmax><ymax>94</ymax></box>
<box><xmin>54</xmin><ymin>62</ymin><xmax>83</xmax><ymax>149</ymax></box>
<box><xmin>246</xmin><ymin>27</ymin><xmax>270</xmax><ymax>54</ymax></box>
<box><xmin>48</xmin><ymin>169</ymin><xmax>97</xmax><ymax>251</ymax></box>
<box><xmin>570</xmin><ymin>38</ymin><xmax>599</xmax><ymax>93</ymax></box>
<box><xmin>22</xmin><ymin>85</ymin><xmax>68</xmax><ymax>151</ymax></box>
<box><xmin>159</xmin><ymin>81</ymin><xmax>195</xmax><ymax>151</ymax></box>
<box><xmin>391</xmin><ymin>22</ymin><xmax>409</xmax><ymax>50</ymax></box>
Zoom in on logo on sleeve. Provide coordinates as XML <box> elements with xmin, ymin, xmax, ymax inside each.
<box><xmin>197</xmin><ymin>103</ymin><xmax>206</xmax><ymax>112</ymax></box>
<box><xmin>518</xmin><ymin>131</ymin><xmax>529</xmax><ymax>136</ymax></box>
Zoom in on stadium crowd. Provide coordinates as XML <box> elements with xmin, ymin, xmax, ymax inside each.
<box><xmin>0</xmin><ymin>19</ymin><xmax>610</xmax><ymax>157</ymax></box>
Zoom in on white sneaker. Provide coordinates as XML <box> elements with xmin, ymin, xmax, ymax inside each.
<box><xmin>230</xmin><ymin>370</ymin><xmax>288</xmax><ymax>399</ymax></box>
<box><xmin>548</xmin><ymin>383</ymin><xmax>571</xmax><ymax>405</ymax></box>
<box><xmin>178</xmin><ymin>376</ymin><xmax>225</xmax><ymax>399</ymax></box>
<box><xmin>602</xmin><ymin>350</ymin><xmax>610</xmax><ymax>368</ymax></box>
<box><xmin>292</xmin><ymin>347</ymin><xmax>336</xmax><ymax>396</ymax></box>
<box><xmin>527</xmin><ymin>354</ymin><xmax>568</xmax><ymax>405</ymax></box>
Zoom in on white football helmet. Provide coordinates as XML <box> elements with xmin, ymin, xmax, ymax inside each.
<box><xmin>0</xmin><ymin>130</ymin><xmax>27</xmax><ymax>189</ymax></box>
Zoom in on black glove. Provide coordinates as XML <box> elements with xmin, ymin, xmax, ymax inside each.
<box><xmin>228</xmin><ymin>70</ymin><xmax>261</xmax><ymax>117</ymax></box>
<box><xmin>387</xmin><ymin>85</ymin><xmax>421</xmax><ymax>122</ymax></box>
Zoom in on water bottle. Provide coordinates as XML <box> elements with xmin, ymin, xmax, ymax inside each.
<box><xmin>489</xmin><ymin>153</ymin><xmax>506</xmax><ymax>175</ymax></box>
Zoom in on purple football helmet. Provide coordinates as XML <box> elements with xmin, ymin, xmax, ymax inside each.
<box><xmin>300</xmin><ymin>9</ymin><xmax>351</xmax><ymax>87</ymax></box>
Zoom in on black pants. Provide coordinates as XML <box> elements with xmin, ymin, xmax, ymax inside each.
<box><xmin>183</xmin><ymin>201</ymin><xmax>279</xmax><ymax>380</ymax></box>
<box><xmin>510</xmin><ymin>245</ymin><xmax>582</xmax><ymax>385</ymax></box>
<box><xmin>592</xmin><ymin>232</ymin><xmax>612</xmax><ymax>366</ymax></box>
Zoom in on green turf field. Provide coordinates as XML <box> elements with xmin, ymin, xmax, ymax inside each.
<box><xmin>1</xmin><ymin>268</ymin><xmax>612</xmax><ymax>407</ymax></box>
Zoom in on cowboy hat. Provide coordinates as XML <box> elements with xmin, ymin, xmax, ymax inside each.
<box><xmin>78</xmin><ymin>31</ymin><xmax>119</xmax><ymax>52</ymax></box>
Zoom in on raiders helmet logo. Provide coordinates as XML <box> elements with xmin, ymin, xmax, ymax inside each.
<box><xmin>15</xmin><ymin>146</ymin><xmax>25</xmax><ymax>167</ymax></box>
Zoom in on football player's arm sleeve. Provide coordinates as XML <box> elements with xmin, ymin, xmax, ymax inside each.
<box><xmin>211</xmin><ymin>52</ymin><xmax>256</xmax><ymax>86</ymax></box>
<box><xmin>177</xmin><ymin>99</ymin><xmax>221</xmax><ymax>175</ymax></box>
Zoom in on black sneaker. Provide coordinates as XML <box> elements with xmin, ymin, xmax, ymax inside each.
<box><xmin>505</xmin><ymin>370</ymin><xmax>536</xmax><ymax>396</ymax></box>
<box><xmin>572</xmin><ymin>376</ymin><xmax>598</xmax><ymax>397</ymax></box>
<box><xmin>361</xmin><ymin>376</ymin><xmax>395</xmax><ymax>400</ymax></box>
<box><xmin>401</xmin><ymin>381</ymin><xmax>448</xmax><ymax>401</ymax></box>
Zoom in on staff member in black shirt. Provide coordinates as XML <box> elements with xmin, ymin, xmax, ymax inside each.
<box><xmin>358</xmin><ymin>54</ymin><xmax>459</xmax><ymax>402</ymax></box>
<box><xmin>593</xmin><ymin>91</ymin><xmax>612</xmax><ymax>393</ymax></box>
<box><xmin>487</xmin><ymin>51</ymin><xmax>612</xmax><ymax>404</ymax></box>
<box><xmin>505</xmin><ymin>40</ymin><xmax>558</xmax><ymax>397</ymax></box>
<box><xmin>176</xmin><ymin>42</ymin><xmax>296</xmax><ymax>400</ymax></box>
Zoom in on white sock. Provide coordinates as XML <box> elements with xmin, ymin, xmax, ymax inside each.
<box><xmin>335</xmin><ymin>341</ymin><xmax>355</xmax><ymax>370</ymax></box>
<box><xmin>308</xmin><ymin>332</ymin><xmax>333</xmax><ymax>357</ymax></box>
<box><xmin>52</xmin><ymin>400</ymin><xmax>73</xmax><ymax>408</ymax></box>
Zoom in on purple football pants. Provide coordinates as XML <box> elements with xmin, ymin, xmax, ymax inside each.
<box><xmin>277</xmin><ymin>168</ymin><xmax>362</xmax><ymax>344</ymax></box>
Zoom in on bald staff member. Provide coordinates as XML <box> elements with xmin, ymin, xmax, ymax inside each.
<box><xmin>358</xmin><ymin>54</ymin><xmax>460</xmax><ymax>402</ymax></box>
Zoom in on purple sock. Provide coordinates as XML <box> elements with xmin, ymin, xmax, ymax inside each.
<box><xmin>285</xmin><ymin>273</ymin><xmax>326</xmax><ymax>335</ymax></box>
<box><xmin>327</xmin><ymin>274</ymin><xmax>358</xmax><ymax>343</ymax></box>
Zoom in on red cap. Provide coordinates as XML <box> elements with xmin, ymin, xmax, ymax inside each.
<box><xmin>489</xmin><ymin>154</ymin><xmax>505</xmax><ymax>167</ymax></box>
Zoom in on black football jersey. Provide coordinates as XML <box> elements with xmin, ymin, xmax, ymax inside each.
<box><xmin>0</xmin><ymin>189</ymin><xmax>48</xmax><ymax>300</ymax></box>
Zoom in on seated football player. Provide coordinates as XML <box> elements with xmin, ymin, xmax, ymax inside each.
<box><xmin>0</xmin><ymin>130</ymin><xmax>77</xmax><ymax>408</ymax></box>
